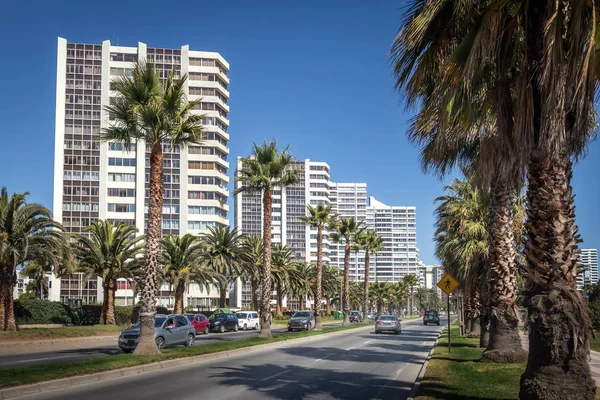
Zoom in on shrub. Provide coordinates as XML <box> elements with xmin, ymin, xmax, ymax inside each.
<box><xmin>114</xmin><ymin>306</ymin><xmax>135</xmax><ymax>325</ymax></box>
<box><xmin>589</xmin><ymin>301</ymin><xmax>600</xmax><ymax>331</ymax></box>
<box><xmin>14</xmin><ymin>299</ymin><xmax>71</xmax><ymax>325</ymax></box>
<box><xmin>79</xmin><ymin>305</ymin><xmax>102</xmax><ymax>326</ymax></box>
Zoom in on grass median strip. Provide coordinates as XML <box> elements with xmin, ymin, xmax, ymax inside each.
<box><xmin>0</xmin><ymin>323</ymin><xmax>369</xmax><ymax>389</ymax></box>
<box><xmin>416</xmin><ymin>325</ymin><xmax>525</xmax><ymax>400</ymax></box>
<box><xmin>0</xmin><ymin>325</ymin><xmax>127</xmax><ymax>341</ymax></box>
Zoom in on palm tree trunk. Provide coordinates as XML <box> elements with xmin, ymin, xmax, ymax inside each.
<box><xmin>5</xmin><ymin>272</ymin><xmax>17</xmax><ymax>331</ymax></box>
<box><xmin>468</xmin><ymin>290</ymin><xmax>481</xmax><ymax>339</ymax></box>
<box><xmin>259</xmin><ymin>189</ymin><xmax>273</xmax><ymax>338</ymax></box>
<box><xmin>410</xmin><ymin>287</ymin><xmax>414</xmax><ymax>316</ymax></box>
<box><xmin>100</xmin><ymin>282</ymin><xmax>109</xmax><ymax>325</ymax></box>
<box><xmin>251</xmin><ymin>278</ymin><xmax>258</xmax><ymax>311</ymax></box>
<box><xmin>342</xmin><ymin>242</ymin><xmax>351</xmax><ymax>325</ymax></box>
<box><xmin>314</xmin><ymin>227</ymin><xmax>323</xmax><ymax>330</ymax></box>
<box><xmin>520</xmin><ymin>156</ymin><xmax>595</xmax><ymax>399</ymax></box>
<box><xmin>0</xmin><ymin>277</ymin><xmax>6</xmax><ymax>331</ymax></box>
<box><xmin>275</xmin><ymin>284</ymin><xmax>283</xmax><ymax>318</ymax></box>
<box><xmin>464</xmin><ymin>290</ymin><xmax>472</xmax><ymax>333</ymax></box>
<box><xmin>484</xmin><ymin>176</ymin><xmax>526</xmax><ymax>362</ymax></box>
<box><xmin>104</xmin><ymin>279</ymin><xmax>116</xmax><ymax>325</ymax></box>
<box><xmin>363</xmin><ymin>249</ymin><xmax>370</xmax><ymax>321</ymax></box>
<box><xmin>134</xmin><ymin>141</ymin><xmax>163</xmax><ymax>355</ymax></box>
<box><xmin>218</xmin><ymin>281</ymin><xmax>227</xmax><ymax>308</ymax></box>
<box><xmin>326</xmin><ymin>297</ymin><xmax>331</xmax><ymax>316</ymax></box>
<box><xmin>174</xmin><ymin>281</ymin><xmax>186</xmax><ymax>314</ymax></box>
<box><xmin>299</xmin><ymin>294</ymin><xmax>305</xmax><ymax>311</ymax></box>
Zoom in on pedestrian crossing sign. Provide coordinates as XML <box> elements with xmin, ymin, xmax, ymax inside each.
<box><xmin>437</xmin><ymin>273</ymin><xmax>459</xmax><ymax>296</ymax></box>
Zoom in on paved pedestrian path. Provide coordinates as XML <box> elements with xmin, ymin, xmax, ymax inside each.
<box><xmin>520</xmin><ymin>332</ymin><xmax>600</xmax><ymax>386</ymax></box>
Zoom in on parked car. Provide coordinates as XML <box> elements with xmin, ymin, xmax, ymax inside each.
<box><xmin>375</xmin><ymin>315</ymin><xmax>401</xmax><ymax>334</ymax></box>
<box><xmin>349</xmin><ymin>311</ymin><xmax>363</xmax><ymax>323</ymax></box>
<box><xmin>209</xmin><ymin>313</ymin><xmax>239</xmax><ymax>333</ymax></box>
<box><xmin>118</xmin><ymin>314</ymin><xmax>196</xmax><ymax>353</ymax></box>
<box><xmin>367</xmin><ymin>312</ymin><xmax>378</xmax><ymax>321</ymax></box>
<box><xmin>287</xmin><ymin>311</ymin><xmax>315</xmax><ymax>331</ymax></box>
<box><xmin>186</xmin><ymin>313</ymin><xmax>209</xmax><ymax>335</ymax></box>
<box><xmin>423</xmin><ymin>310</ymin><xmax>440</xmax><ymax>326</ymax></box>
<box><xmin>235</xmin><ymin>311</ymin><xmax>260</xmax><ymax>330</ymax></box>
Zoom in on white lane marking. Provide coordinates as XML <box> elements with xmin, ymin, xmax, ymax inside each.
<box><xmin>375</xmin><ymin>364</ymin><xmax>407</xmax><ymax>398</ymax></box>
<box><xmin>12</xmin><ymin>355</ymin><xmax>74</xmax><ymax>364</ymax></box>
<box><xmin>364</xmin><ymin>340</ymin><xmax>372</xmax><ymax>344</ymax></box>
<box><xmin>260</xmin><ymin>370</ymin><xmax>288</xmax><ymax>381</ymax></box>
<box><xmin>346</xmin><ymin>346</ymin><xmax>356</xmax><ymax>351</ymax></box>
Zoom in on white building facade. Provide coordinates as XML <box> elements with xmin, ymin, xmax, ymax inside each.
<box><xmin>578</xmin><ymin>248</ymin><xmax>599</xmax><ymax>291</ymax></box>
<box><xmin>51</xmin><ymin>38</ymin><xmax>230</xmax><ymax>308</ymax></box>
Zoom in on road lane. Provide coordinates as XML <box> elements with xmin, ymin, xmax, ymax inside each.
<box><xmin>16</xmin><ymin>318</ymin><xmax>446</xmax><ymax>400</ymax></box>
<box><xmin>0</xmin><ymin>322</ymin><xmax>344</xmax><ymax>370</ymax></box>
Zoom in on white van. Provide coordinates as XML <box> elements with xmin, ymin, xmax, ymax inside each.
<box><xmin>235</xmin><ymin>311</ymin><xmax>260</xmax><ymax>330</ymax></box>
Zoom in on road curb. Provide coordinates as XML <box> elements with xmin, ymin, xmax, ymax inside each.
<box><xmin>407</xmin><ymin>328</ymin><xmax>443</xmax><ymax>400</ymax></box>
<box><xmin>0</xmin><ymin>325</ymin><xmax>371</xmax><ymax>400</ymax></box>
<box><xmin>0</xmin><ymin>336</ymin><xmax>119</xmax><ymax>349</ymax></box>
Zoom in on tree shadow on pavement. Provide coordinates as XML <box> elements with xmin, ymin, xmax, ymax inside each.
<box><xmin>278</xmin><ymin>345</ymin><xmax>426</xmax><ymax>366</ymax></box>
<box><xmin>210</xmin><ymin>363</ymin><xmax>413</xmax><ymax>400</ymax></box>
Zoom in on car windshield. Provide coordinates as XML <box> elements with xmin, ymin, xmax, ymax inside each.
<box><xmin>351</xmin><ymin>312</ymin><xmax>360</xmax><ymax>315</ymax></box>
<box><xmin>426</xmin><ymin>311</ymin><xmax>438</xmax><ymax>317</ymax></box>
<box><xmin>379</xmin><ymin>316</ymin><xmax>395</xmax><ymax>321</ymax></box>
<box><xmin>237</xmin><ymin>313</ymin><xmax>247</xmax><ymax>318</ymax></box>
<box><xmin>130</xmin><ymin>317</ymin><xmax>166</xmax><ymax>329</ymax></box>
<box><xmin>293</xmin><ymin>312</ymin><xmax>310</xmax><ymax>318</ymax></box>
<box><xmin>186</xmin><ymin>315</ymin><xmax>194</xmax><ymax>321</ymax></box>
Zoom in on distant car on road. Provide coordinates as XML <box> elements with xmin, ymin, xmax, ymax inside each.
<box><xmin>287</xmin><ymin>311</ymin><xmax>315</xmax><ymax>331</ymax></box>
<box><xmin>235</xmin><ymin>311</ymin><xmax>260</xmax><ymax>330</ymax></box>
<box><xmin>186</xmin><ymin>313</ymin><xmax>209</xmax><ymax>335</ymax></box>
<box><xmin>375</xmin><ymin>315</ymin><xmax>401</xmax><ymax>335</ymax></box>
<box><xmin>118</xmin><ymin>314</ymin><xmax>196</xmax><ymax>353</ymax></box>
<box><xmin>209</xmin><ymin>313</ymin><xmax>239</xmax><ymax>333</ymax></box>
<box><xmin>423</xmin><ymin>310</ymin><xmax>440</xmax><ymax>326</ymax></box>
<box><xmin>349</xmin><ymin>311</ymin><xmax>363</xmax><ymax>323</ymax></box>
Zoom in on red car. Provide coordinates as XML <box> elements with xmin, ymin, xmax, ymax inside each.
<box><xmin>185</xmin><ymin>313</ymin><xmax>209</xmax><ymax>335</ymax></box>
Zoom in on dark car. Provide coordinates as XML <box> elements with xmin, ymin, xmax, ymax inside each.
<box><xmin>209</xmin><ymin>313</ymin><xmax>239</xmax><ymax>333</ymax></box>
<box><xmin>186</xmin><ymin>313</ymin><xmax>209</xmax><ymax>335</ymax></box>
<box><xmin>349</xmin><ymin>311</ymin><xmax>363</xmax><ymax>323</ymax></box>
<box><xmin>423</xmin><ymin>310</ymin><xmax>440</xmax><ymax>326</ymax></box>
<box><xmin>287</xmin><ymin>311</ymin><xmax>315</xmax><ymax>331</ymax></box>
<box><xmin>375</xmin><ymin>315</ymin><xmax>401</xmax><ymax>334</ymax></box>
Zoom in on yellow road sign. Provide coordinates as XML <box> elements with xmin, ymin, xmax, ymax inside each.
<box><xmin>437</xmin><ymin>273</ymin><xmax>460</xmax><ymax>296</ymax></box>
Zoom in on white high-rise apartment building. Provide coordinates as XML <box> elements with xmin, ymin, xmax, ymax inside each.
<box><xmin>329</xmin><ymin>183</ymin><xmax>368</xmax><ymax>281</ymax></box>
<box><xmin>230</xmin><ymin>159</ymin><xmax>332</xmax><ymax>308</ymax></box>
<box><xmin>419</xmin><ymin>263</ymin><xmax>442</xmax><ymax>296</ymax></box>
<box><xmin>366</xmin><ymin>197</ymin><xmax>419</xmax><ymax>282</ymax></box>
<box><xmin>577</xmin><ymin>248</ymin><xmax>599</xmax><ymax>291</ymax></box>
<box><xmin>51</xmin><ymin>38</ymin><xmax>230</xmax><ymax>308</ymax></box>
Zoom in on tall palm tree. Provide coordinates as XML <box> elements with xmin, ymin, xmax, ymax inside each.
<box><xmin>160</xmin><ymin>235</ymin><xmax>217</xmax><ymax>314</ymax></box>
<box><xmin>0</xmin><ymin>188</ymin><xmax>71</xmax><ymax>331</ymax></box>
<box><xmin>199</xmin><ymin>226</ymin><xmax>243</xmax><ymax>308</ymax></box>
<box><xmin>321</xmin><ymin>265</ymin><xmax>340</xmax><ymax>316</ymax></box>
<box><xmin>370</xmin><ymin>282</ymin><xmax>393</xmax><ymax>315</ymax></box>
<box><xmin>239</xmin><ymin>235</ymin><xmax>263</xmax><ymax>311</ymax></box>
<box><xmin>392</xmin><ymin>0</ymin><xmax>597</xmax><ymax>393</ymax></box>
<box><xmin>75</xmin><ymin>221</ymin><xmax>142</xmax><ymax>325</ymax></box>
<box><xmin>355</xmin><ymin>230</ymin><xmax>383</xmax><ymax>320</ymax></box>
<box><xmin>271</xmin><ymin>244</ymin><xmax>295</xmax><ymax>317</ymax></box>
<box><xmin>235</xmin><ymin>141</ymin><xmax>299</xmax><ymax>338</ymax></box>
<box><xmin>402</xmin><ymin>274</ymin><xmax>419</xmax><ymax>317</ymax></box>
<box><xmin>348</xmin><ymin>281</ymin><xmax>364</xmax><ymax>311</ymax></box>
<box><xmin>330</xmin><ymin>217</ymin><xmax>365</xmax><ymax>325</ymax></box>
<box><xmin>300</xmin><ymin>204</ymin><xmax>334</xmax><ymax>330</ymax></box>
<box><xmin>104</xmin><ymin>62</ymin><xmax>204</xmax><ymax>354</ymax></box>
<box><xmin>395</xmin><ymin>280</ymin><xmax>410</xmax><ymax>317</ymax></box>
<box><xmin>288</xmin><ymin>262</ymin><xmax>314</xmax><ymax>311</ymax></box>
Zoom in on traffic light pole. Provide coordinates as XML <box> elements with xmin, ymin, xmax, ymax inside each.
<box><xmin>448</xmin><ymin>294</ymin><xmax>451</xmax><ymax>353</ymax></box>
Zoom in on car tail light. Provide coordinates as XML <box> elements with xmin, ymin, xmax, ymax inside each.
<box><xmin>376</xmin><ymin>321</ymin><xmax>382</xmax><ymax>324</ymax></box>
<box><xmin>391</xmin><ymin>321</ymin><xmax>397</xmax><ymax>325</ymax></box>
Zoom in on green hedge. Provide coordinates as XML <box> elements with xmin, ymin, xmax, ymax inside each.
<box><xmin>14</xmin><ymin>299</ymin><xmax>71</xmax><ymax>325</ymax></box>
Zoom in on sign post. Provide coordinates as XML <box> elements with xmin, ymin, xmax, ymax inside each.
<box><xmin>437</xmin><ymin>273</ymin><xmax>460</xmax><ymax>353</ymax></box>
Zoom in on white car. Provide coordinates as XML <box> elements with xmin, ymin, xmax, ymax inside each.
<box><xmin>236</xmin><ymin>311</ymin><xmax>260</xmax><ymax>330</ymax></box>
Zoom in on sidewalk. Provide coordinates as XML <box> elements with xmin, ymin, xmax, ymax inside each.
<box><xmin>520</xmin><ymin>332</ymin><xmax>600</xmax><ymax>386</ymax></box>
<box><xmin>0</xmin><ymin>335</ymin><xmax>119</xmax><ymax>349</ymax></box>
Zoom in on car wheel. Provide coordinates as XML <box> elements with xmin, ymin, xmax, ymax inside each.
<box><xmin>375</xmin><ymin>330</ymin><xmax>380</xmax><ymax>334</ymax></box>
<box><xmin>204</xmin><ymin>326</ymin><xmax>209</xmax><ymax>335</ymax></box>
<box><xmin>255</xmin><ymin>323</ymin><xmax>260</xmax><ymax>330</ymax></box>
<box><xmin>185</xmin><ymin>333</ymin><xmax>195</xmax><ymax>347</ymax></box>
<box><xmin>437</xmin><ymin>322</ymin><xmax>440</xmax><ymax>326</ymax></box>
<box><xmin>423</xmin><ymin>322</ymin><xmax>427</xmax><ymax>326</ymax></box>
<box><xmin>395</xmin><ymin>330</ymin><xmax>400</xmax><ymax>335</ymax></box>
<box><xmin>243</xmin><ymin>323</ymin><xmax>247</xmax><ymax>331</ymax></box>
<box><xmin>121</xmin><ymin>348</ymin><xmax>133</xmax><ymax>354</ymax></box>
<box><xmin>156</xmin><ymin>337</ymin><xmax>165</xmax><ymax>350</ymax></box>
<box><xmin>234</xmin><ymin>324</ymin><xmax>239</xmax><ymax>332</ymax></box>
<box><xmin>219</xmin><ymin>325</ymin><xmax>225</xmax><ymax>333</ymax></box>
<box><xmin>288</xmin><ymin>328</ymin><xmax>293</xmax><ymax>332</ymax></box>
<box><xmin>306</xmin><ymin>322</ymin><xmax>311</xmax><ymax>331</ymax></box>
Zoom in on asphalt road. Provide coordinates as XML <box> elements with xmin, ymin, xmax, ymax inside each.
<box><xmin>15</xmin><ymin>318</ymin><xmax>446</xmax><ymax>400</ymax></box>
<box><xmin>0</xmin><ymin>322</ymin><xmax>345</xmax><ymax>370</ymax></box>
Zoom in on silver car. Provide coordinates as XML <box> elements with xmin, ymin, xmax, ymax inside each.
<box><xmin>118</xmin><ymin>314</ymin><xmax>196</xmax><ymax>353</ymax></box>
<box><xmin>375</xmin><ymin>315</ymin><xmax>401</xmax><ymax>334</ymax></box>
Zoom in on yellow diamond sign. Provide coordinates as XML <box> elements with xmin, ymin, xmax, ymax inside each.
<box><xmin>437</xmin><ymin>273</ymin><xmax>460</xmax><ymax>296</ymax></box>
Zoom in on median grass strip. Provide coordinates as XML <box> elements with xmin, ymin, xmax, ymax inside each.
<box><xmin>0</xmin><ymin>325</ymin><xmax>127</xmax><ymax>341</ymax></box>
<box><xmin>589</xmin><ymin>332</ymin><xmax>600</xmax><ymax>353</ymax></box>
<box><xmin>0</xmin><ymin>323</ymin><xmax>369</xmax><ymax>389</ymax></box>
<box><xmin>416</xmin><ymin>325</ymin><xmax>525</xmax><ymax>400</ymax></box>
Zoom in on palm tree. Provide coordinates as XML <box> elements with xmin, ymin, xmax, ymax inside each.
<box><xmin>330</xmin><ymin>217</ymin><xmax>365</xmax><ymax>325</ymax></box>
<box><xmin>199</xmin><ymin>226</ymin><xmax>243</xmax><ymax>308</ymax></box>
<box><xmin>235</xmin><ymin>140</ymin><xmax>299</xmax><ymax>338</ymax></box>
<box><xmin>402</xmin><ymin>274</ymin><xmax>419</xmax><ymax>317</ymax></box>
<box><xmin>321</xmin><ymin>266</ymin><xmax>340</xmax><ymax>316</ymax></box>
<box><xmin>395</xmin><ymin>280</ymin><xmax>410</xmax><ymax>317</ymax></box>
<box><xmin>300</xmin><ymin>204</ymin><xmax>334</xmax><ymax>330</ymax></box>
<box><xmin>104</xmin><ymin>62</ymin><xmax>204</xmax><ymax>354</ymax></box>
<box><xmin>160</xmin><ymin>235</ymin><xmax>217</xmax><ymax>314</ymax></box>
<box><xmin>271</xmin><ymin>244</ymin><xmax>295</xmax><ymax>317</ymax></box>
<box><xmin>348</xmin><ymin>281</ymin><xmax>364</xmax><ymax>311</ymax></box>
<box><xmin>392</xmin><ymin>0</ymin><xmax>597</xmax><ymax>393</ymax></box>
<box><xmin>20</xmin><ymin>263</ymin><xmax>51</xmax><ymax>300</ymax></box>
<box><xmin>0</xmin><ymin>188</ymin><xmax>71</xmax><ymax>331</ymax></box>
<box><xmin>288</xmin><ymin>262</ymin><xmax>313</xmax><ymax>311</ymax></box>
<box><xmin>370</xmin><ymin>282</ymin><xmax>393</xmax><ymax>315</ymax></box>
<box><xmin>75</xmin><ymin>221</ymin><xmax>142</xmax><ymax>325</ymax></box>
<box><xmin>415</xmin><ymin>287</ymin><xmax>431</xmax><ymax>312</ymax></box>
<box><xmin>239</xmin><ymin>235</ymin><xmax>263</xmax><ymax>311</ymax></box>
<box><xmin>355</xmin><ymin>230</ymin><xmax>383</xmax><ymax>320</ymax></box>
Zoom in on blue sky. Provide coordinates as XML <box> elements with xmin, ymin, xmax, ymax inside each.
<box><xmin>0</xmin><ymin>0</ymin><xmax>599</xmax><ymax>264</ymax></box>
